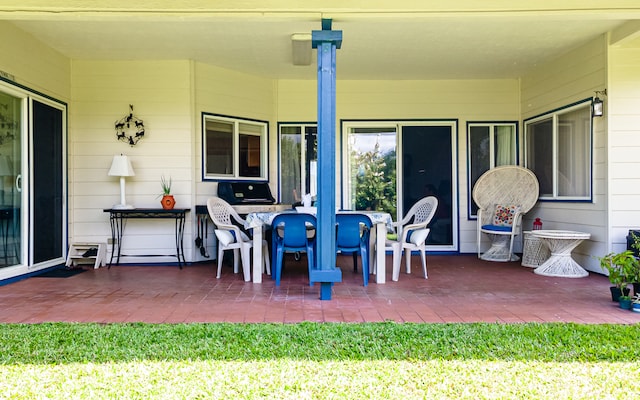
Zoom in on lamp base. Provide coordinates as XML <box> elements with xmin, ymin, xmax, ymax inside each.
<box><xmin>112</xmin><ymin>204</ymin><xmax>135</xmax><ymax>210</ymax></box>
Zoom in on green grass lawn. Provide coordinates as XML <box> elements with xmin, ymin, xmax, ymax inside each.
<box><xmin>1</xmin><ymin>322</ymin><xmax>639</xmax><ymax>399</ymax></box>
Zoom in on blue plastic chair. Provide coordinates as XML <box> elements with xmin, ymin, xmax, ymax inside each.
<box><xmin>336</xmin><ymin>213</ymin><xmax>372</xmax><ymax>286</ymax></box>
<box><xmin>271</xmin><ymin>213</ymin><xmax>317</xmax><ymax>286</ymax></box>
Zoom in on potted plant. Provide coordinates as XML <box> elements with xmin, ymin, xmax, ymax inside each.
<box><xmin>620</xmin><ymin>294</ymin><xmax>632</xmax><ymax>310</ymax></box>
<box><xmin>629</xmin><ymin>231</ymin><xmax>640</xmax><ymax>295</ymax></box>
<box><xmin>159</xmin><ymin>175</ymin><xmax>175</xmax><ymax>210</ymax></box>
<box><xmin>598</xmin><ymin>250</ymin><xmax>638</xmax><ymax>302</ymax></box>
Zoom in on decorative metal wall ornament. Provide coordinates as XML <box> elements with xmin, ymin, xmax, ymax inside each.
<box><xmin>114</xmin><ymin>104</ymin><xmax>145</xmax><ymax>146</ymax></box>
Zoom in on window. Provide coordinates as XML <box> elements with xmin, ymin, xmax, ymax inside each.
<box><xmin>202</xmin><ymin>113</ymin><xmax>268</xmax><ymax>180</ymax></box>
<box><xmin>278</xmin><ymin>123</ymin><xmax>317</xmax><ymax>204</ymax></box>
<box><xmin>524</xmin><ymin>100</ymin><xmax>591</xmax><ymax>200</ymax></box>
<box><xmin>467</xmin><ymin>122</ymin><xmax>517</xmax><ymax>217</ymax></box>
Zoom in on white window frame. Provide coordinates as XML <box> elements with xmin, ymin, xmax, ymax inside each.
<box><xmin>277</xmin><ymin>122</ymin><xmax>317</xmax><ymax>203</ymax></box>
<box><xmin>523</xmin><ymin>100</ymin><xmax>592</xmax><ymax>201</ymax></box>
<box><xmin>341</xmin><ymin>121</ymin><xmax>399</xmax><ymax>213</ymax></box>
<box><xmin>202</xmin><ymin>113</ymin><xmax>268</xmax><ymax>181</ymax></box>
<box><xmin>467</xmin><ymin>121</ymin><xmax>518</xmax><ymax>218</ymax></box>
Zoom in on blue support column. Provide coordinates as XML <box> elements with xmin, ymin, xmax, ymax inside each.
<box><xmin>309</xmin><ymin>19</ymin><xmax>342</xmax><ymax>300</ymax></box>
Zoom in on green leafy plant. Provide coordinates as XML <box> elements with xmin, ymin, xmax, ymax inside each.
<box><xmin>160</xmin><ymin>175</ymin><xmax>172</xmax><ymax>196</ymax></box>
<box><xmin>598</xmin><ymin>250</ymin><xmax>639</xmax><ymax>295</ymax></box>
<box><xmin>629</xmin><ymin>231</ymin><xmax>640</xmax><ymax>283</ymax></box>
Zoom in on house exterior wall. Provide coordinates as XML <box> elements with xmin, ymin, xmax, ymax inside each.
<box><xmin>1</xmin><ymin>20</ymin><xmax>633</xmax><ymax>274</ymax></box>
<box><xmin>193</xmin><ymin>62</ymin><xmax>277</xmax><ymax>203</ymax></box>
<box><xmin>192</xmin><ymin>62</ymin><xmax>277</xmax><ymax>262</ymax></box>
<box><xmin>0</xmin><ymin>22</ymin><xmax>70</xmax><ymax>279</ymax></box>
<box><xmin>277</xmin><ymin>78</ymin><xmax>521</xmax><ymax>254</ymax></box>
<box><xmin>520</xmin><ymin>36</ymin><xmax>608</xmax><ymax>272</ymax></box>
<box><xmin>608</xmin><ymin>42</ymin><xmax>640</xmax><ymax>259</ymax></box>
<box><xmin>70</xmin><ymin>60</ymin><xmax>277</xmax><ymax>264</ymax></box>
<box><xmin>70</xmin><ymin>60</ymin><xmax>194</xmax><ymax>263</ymax></box>
<box><xmin>0</xmin><ymin>22</ymin><xmax>70</xmax><ymax>101</ymax></box>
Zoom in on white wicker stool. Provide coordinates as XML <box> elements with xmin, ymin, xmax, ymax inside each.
<box><xmin>521</xmin><ymin>231</ymin><xmax>550</xmax><ymax>268</ymax></box>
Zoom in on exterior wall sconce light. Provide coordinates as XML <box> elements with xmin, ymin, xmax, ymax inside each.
<box><xmin>592</xmin><ymin>89</ymin><xmax>607</xmax><ymax>117</ymax></box>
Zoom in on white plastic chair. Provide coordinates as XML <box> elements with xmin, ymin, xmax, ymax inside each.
<box><xmin>384</xmin><ymin>196</ymin><xmax>438</xmax><ymax>281</ymax></box>
<box><xmin>206</xmin><ymin>197</ymin><xmax>270</xmax><ymax>281</ymax></box>
<box><xmin>472</xmin><ymin>165</ymin><xmax>539</xmax><ymax>262</ymax></box>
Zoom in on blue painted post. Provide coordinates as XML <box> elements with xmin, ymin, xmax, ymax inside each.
<box><xmin>309</xmin><ymin>19</ymin><xmax>342</xmax><ymax>300</ymax></box>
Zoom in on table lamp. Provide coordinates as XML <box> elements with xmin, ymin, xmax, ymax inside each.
<box><xmin>108</xmin><ymin>154</ymin><xmax>135</xmax><ymax>209</ymax></box>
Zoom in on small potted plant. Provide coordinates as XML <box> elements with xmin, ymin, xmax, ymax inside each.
<box><xmin>598</xmin><ymin>250</ymin><xmax>638</xmax><ymax>302</ymax></box>
<box><xmin>159</xmin><ymin>175</ymin><xmax>175</xmax><ymax>210</ymax></box>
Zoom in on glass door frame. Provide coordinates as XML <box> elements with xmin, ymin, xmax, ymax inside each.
<box><xmin>341</xmin><ymin>119</ymin><xmax>459</xmax><ymax>253</ymax></box>
<box><xmin>28</xmin><ymin>95</ymin><xmax>67</xmax><ymax>270</ymax></box>
<box><xmin>399</xmin><ymin>120</ymin><xmax>459</xmax><ymax>252</ymax></box>
<box><xmin>0</xmin><ymin>78</ymin><xmax>67</xmax><ymax>279</ymax></box>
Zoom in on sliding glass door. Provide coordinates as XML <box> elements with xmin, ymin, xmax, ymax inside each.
<box><xmin>342</xmin><ymin>120</ymin><xmax>458</xmax><ymax>252</ymax></box>
<box><xmin>32</xmin><ymin>99</ymin><xmax>65</xmax><ymax>265</ymax></box>
<box><xmin>401</xmin><ymin>124</ymin><xmax>456</xmax><ymax>249</ymax></box>
<box><xmin>0</xmin><ymin>81</ymin><xmax>66</xmax><ymax>279</ymax></box>
<box><xmin>0</xmin><ymin>89</ymin><xmax>23</xmax><ymax>269</ymax></box>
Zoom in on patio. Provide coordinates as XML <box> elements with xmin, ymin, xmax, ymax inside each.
<box><xmin>0</xmin><ymin>254</ymin><xmax>638</xmax><ymax>324</ymax></box>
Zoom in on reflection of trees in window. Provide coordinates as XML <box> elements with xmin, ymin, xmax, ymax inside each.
<box><xmin>352</xmin><ymin>141</ymin><xmax>396</xmax><ymax>216</ymax></box>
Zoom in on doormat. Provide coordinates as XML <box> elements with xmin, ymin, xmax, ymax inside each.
<box><xmin>36</xmin><ymin>268</ymin><xmax>87</xmax><ymax>278</ymax></box>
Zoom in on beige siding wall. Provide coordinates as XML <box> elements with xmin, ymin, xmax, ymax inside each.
<box><xmin>608</xmin><ymin>43</ymin><xmax>640</xmax><ymax>259</ymax></box>
<box><xmin>278</xmin><ymin>78</ymin><xmax>520</xmax><ymax>253</ymax></box>
<box><xmin>193</xmin><ymin>62</ymin><xmax>277</xmax><ymax>205</ymax></box>
<box><xmin>520</xmin><ymin>36</ymin><xmax>607</xmax><ymax>272</ymax></box>
<box><xmin>0</xmin><ymin>22</ymin><xmax>70</xmax><ymax>101</ymax></box>
<box><xmin>70</xmin><ymin>60</ymin><xmax>193</xmax><ymax>263</ymax></box>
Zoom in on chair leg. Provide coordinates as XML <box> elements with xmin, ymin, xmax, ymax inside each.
<box><xmin>507</xmin><ymin>233</ymin><xmax>518</xmax><ymax>261</ymax></box>
<box><xmin>216</xmin><ymin>247</ymin><xmax>224</xmax><ymax>279</ymax></box>
<box><xmin>392</xmin><ymin>243</ymin><xmax>402</xmax><ymax>281</ymax></box>
<box><xmin>239</xmin><ymin>245</ymin><xmax>251</xmax><ymax>282</ymax></box>
<box><xmin>273</xmin><ymin>247</ymin><xmax>285</xmax><ymax>286</ymax></box>
<box><xmin>352</xmin><ymin>252</ymin><xmax>358</xmax><ymax>272</ymax></box>
<box><xmin>262</xmin><ymin>241</ymin><xmax>271</xmax><ymax>275</ymax></box>
<box><xmin>307</xmin><ymin>245</ymin><xmax>315</xmax><ymax>287</ymax></box>
<box><xmin>404</xmin><ymin>248</ymin><xmax>412</xmax><ymax>274</ymax></box>
<box><xmin>419</xmin><ymin>247</ymin><xmax>428</xmax><ymax>279</ymax></box>
<box><xmin>360</xmin><ymin>246</ymin><xmax>369</xmax><ymax>286</ymax></box>
<box><xmin>232</xmin><ymin>249</ymin><xmax>240</xmax><ymax>274</ymax></box>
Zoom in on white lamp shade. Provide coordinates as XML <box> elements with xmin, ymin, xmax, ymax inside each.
<box><xmin>108</xmin><ymin>155</ymin><xmax>135</xmax><ymax>177</ymax></box>
<box><xmin>108</xmin><ymin>154</ymin><xmax>135</xmax><ymax>209</ymax></box>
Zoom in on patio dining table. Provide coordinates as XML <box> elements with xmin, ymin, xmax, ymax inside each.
<box><xmin>244</xmin><ymin>210</ymin><xmax>393</xmax><ymax>284</ymax></box>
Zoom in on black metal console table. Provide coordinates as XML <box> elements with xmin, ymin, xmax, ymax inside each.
<box><xmin>103</xmin><ymin>208</ymin><xmax>190</xmax><ymax>268</ymax></box>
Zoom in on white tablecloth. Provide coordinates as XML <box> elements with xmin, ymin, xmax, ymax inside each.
<box><xmin>244</xmin><ymin>210</ymin><xmax>393</xmax><ymax>283</ymax></box>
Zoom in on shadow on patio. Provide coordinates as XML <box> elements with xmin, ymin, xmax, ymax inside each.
<box><xmin>0</xmin><ymin>254</ymin><xmax>637</xmax><ymax>324</ymax></box>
